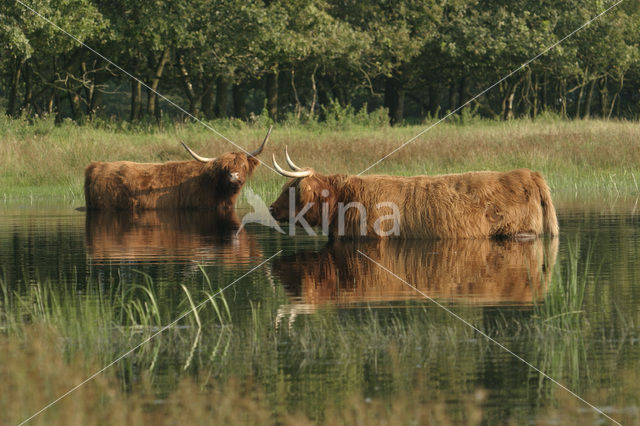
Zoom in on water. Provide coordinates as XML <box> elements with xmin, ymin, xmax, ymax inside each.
<box><xmin>1</xmin><ymin>200</ymin><xmax>639</xmax><ymax>423</ymax></box>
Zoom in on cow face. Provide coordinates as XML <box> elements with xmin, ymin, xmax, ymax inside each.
<box><xmin>182</xmin><ymin>127</ymin><xmax>271</xmax><ymax>197</ymax></box>
<box><xmin>210</xmin><ymin>153</ymin><xmax>260</xmax><ymax>195</ymax></box>
<box><xmin>269</xmin><ymin>174</ymin><xmax>336</xmax><ymax>225</ymax></box>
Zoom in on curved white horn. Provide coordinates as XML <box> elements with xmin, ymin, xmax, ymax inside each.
<box><xmin>181</xmin><ymin>142</ymin><xmax>215</xmax><ymax>163</ymax></box>
<box><xmin>272</xmin><ymin>154</ymin><xmax>313</xmax><ymax>178</ymax></box>
<box><xmin>249</xmin><ymin>125</ymin><xmax>272</xmax><ymax>157</ymax></box>
<box><xmin>285</xmin><ymin>146</ymin><xmax>303</xmax><ymax>171</ymax></box>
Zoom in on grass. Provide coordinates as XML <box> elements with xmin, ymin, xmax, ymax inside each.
<box><xmin>1</xmin><ymin>114</ymin><xmax>639</xmax><ymax>202</ymax></box>
<box><xmin>1</xmin><ymin>240</ymin><xmax>638</xmax><ymax>424</ymax></box>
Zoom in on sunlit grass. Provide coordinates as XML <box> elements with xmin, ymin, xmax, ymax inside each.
<box><xmin>1</xmin><ymin>115</ymin><xmax>639</xmax><ymax>201</ymax></box>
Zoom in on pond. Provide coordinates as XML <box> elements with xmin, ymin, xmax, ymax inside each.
<box><xmin>0</xmin><ymin>198</ymin><xmax>639</xmax><ymax>424</ymax></box>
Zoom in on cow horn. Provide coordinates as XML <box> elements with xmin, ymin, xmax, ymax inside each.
<box><xmin>272</xmin><ymin>154</ymin><xmax>313</xmax><ymax>178</ymax></box>
<box><xmin>249</xmin><ymin>125</ymin><xmax>272</xmax><ymax>157</ymax></box>
<box><xmin>181</xmin><ymin>142</ymin><xmax>215</xmax><ymax>163</ymax></box>
<box><xmin>285</xmin><ymin>146</ymin><xmax>303</xmax><ymax>171</ymax></box>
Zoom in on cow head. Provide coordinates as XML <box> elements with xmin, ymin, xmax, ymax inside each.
<box><xmin>181</xmin><ymin>126</ymin><xmax>271</xmax><ymax>196</ymax></box>
<box><xmin>269</xmin><ymin>148</ymin><xmax>338</xmax><ymax>226</ymax></box>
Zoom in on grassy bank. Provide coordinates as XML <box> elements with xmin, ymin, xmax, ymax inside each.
<box><xmin>1</xmin><ymin>115</ymin><xmax>639</xmax><ymax>203</ymax></box>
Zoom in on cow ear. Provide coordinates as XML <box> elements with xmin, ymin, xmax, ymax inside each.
<box><xmin>247</xmin><ymin>155</ymin><xmax>260</xmax><ymax>173</ymax></box>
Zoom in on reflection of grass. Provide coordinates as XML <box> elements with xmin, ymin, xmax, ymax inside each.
<box><xmin>536</xmin><ymin>238</ymin><xmax>590</xmax><ymax>330</ymax></box>
<box><xmin>0</xmin><ymin>325</ymin><xmax>490</xmax><ymax>425</ymax></box>
<box><xmin>529</xmin><ymin>240</ymin><xmax>593</xmax><ymax>402</ymax></box>
<box><xmin>0</xmin><ymin>250</ymin><xmax>635</xmax><ymax>424</ymax></box>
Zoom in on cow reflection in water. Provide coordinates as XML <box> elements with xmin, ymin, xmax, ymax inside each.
<box><xmin>272</xmin><ymin>238</ymin><xmax>558</xmax><ymax>327</ymax></box>
<box><xmin>85</xmin><ymin>210</ymin><xmax>261</xmax><ymax>267</ymax></box>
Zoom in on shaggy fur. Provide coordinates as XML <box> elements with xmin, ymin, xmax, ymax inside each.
<box><xmin>85</xmin><ymin>209</ymin><xmax>260</xmax><ymax>264</ymax></box>
<box><xmin>84</xmin><ymin>152</ymin><xmax>260</xmax><ymax>215</ymax></box>
<box><xmin>272</xmin><ymin>238</ymin><xmax>558</xmax><ymax>307</ymax></box>
<box><xmin>270</xmin><ymin>168</ymin><xmax>559</xmax><ymax>239</ymax></box>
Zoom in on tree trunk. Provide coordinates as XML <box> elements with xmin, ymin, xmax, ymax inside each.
<box><xmin>504</xmin><ymin>90</ymin><xmax>516</xmax><ymax>120</ymax></box>
<box><xmin>599</xmin><ymin>76</ymin><xmax>608</xmax><ymax>119</ymax></box>
<box><xmin>575</xmin><ymin>84</ymin><xmax>583</xmax><ymax>120</ymax></box>
<box><xmin>384</xmin><ymin>75</ymin><xmax>405</xmax><ymax>125</ymax></box>
<box><xmin>147</xmin><ymin>47</ymin><xmax>170</xmax><ymax>118</ymax></box>
<box><xmin>214</xmin><ymin>77</ymin><xmax>230</xmax><ymax>118</ymax></box>
<box><xmin>584</xmin><ymin>79</ymin><xmax>596</xmax><ymax>119</ymax></box>
<box><xmin>309</xmin><ymin>65</ymin><xmax>318</xmax><ymax>117</ymax></box>
<box><xmin>448</xmin><ymin>83</ymin><xmax>457</xmax><ymax>112</ymax></box>
<box><xmin>23</xmin><ymin>62</ymin><xmax>34</xmax><ymax>116</ymax></box>
<box><xmin>87</xmin><ymin>68</ymin><xmax>103</xmax><ymax>120</ymax></box>
<box><xmin>67</xmin><ymin>80</ymin><xmax>81</xmax><ymax>121</ymax></box>
<box><xmin>201</xmin><ymin>82</ymin><xmax>215</xmax><ymax>120</ymax></box>
<box><xmin>177</xmin><ymin>55</ymin><xmax>200</xmax><ymax>117</ymax></box>
<box><xmin>290</xmin><ymin>68</ymin><xmax>302</xmax><ymax>119</ymax></box>
<box><xmin>458</xmin><ymin>76</ymin><xmax>469</xmax><ymax>112</ymax></box>
<box><xmin>521</xmin><ymin>70</ymin><xmax>532</xmax><ymax>118</ymax></box>
<box><xmin>53</xmin><ymin>57</ymin><xmax>62</xmax><ymax>123</ymax></box>
<box><xmin>6</xmin><ymin>58</ymin><xmax>24</xmax><ymax>117</ymax></box>
<box><xmin>266</xmin><ymin>71</ymin><xmax>278</xmax><ymax>120</ymax></box>
<box><xmin>427</xmin><ymin>84</ymin><xmax>440</xmax><ymax>118</ymax></box>
<box><xmin>47</xmin><ymin>90</ymin><xmax>54</xmax><ymax>115</ymax></box>
<box><xmin>502</xmin><ymin>79</ymin><xmax>521</xmax><ymax>120</ymax></box>
<box><xmin>542</xmin><ymin>72</ymin><xmax>548</xmax><ymax>112</ymax></box>
<box><xmin>608</xmin><ymin>74</ymin><xmax>624</xmax><ymax>119</ymax></box>
<box><xmin>560</xmin><ymin>80</ymin><xmax>567</xmax><ymax>119</ymax></box>
<box><xmin>130</xmin><ymin>79</ymin><xmax>142</xmax><ymax>121</ymax></box>
<box><xmin>81</xmin><ymin>62</ymin><xmax>94</xmax><ymax>117</ymax></box>
<box><xmin>233</xmin><ymin>84</ymin><xmax>247</xmax><ymax>120</ymax></box>
<box><xmin>532</xmin><ymin>73</ymin><xmax>539</xmax><ymax>119</ymax></box>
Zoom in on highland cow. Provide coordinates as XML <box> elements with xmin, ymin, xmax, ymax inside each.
<box><xmin>269</xmin><ymin>148</ymin><xmax>559</xmax><ymax>239</ymax></box>
<box><xmin>84</xmin><ymin>127</ymin><xmax>271</xmax><ymax>215</ymax></box>
<box><xmin>271</xmin><ymin>238</ymin><xmax>558</xmax><ymax>327</ymax></box>
<box><xmin>85</xmin><ymin>209</ymin><xmax>262</xmax><ymax>266</ymax></box>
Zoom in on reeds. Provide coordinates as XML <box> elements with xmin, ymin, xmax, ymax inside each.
<box><xmin>0</xmin><ymin>238</ymin><xmax>636</xmax><ymax>424</ymax></box>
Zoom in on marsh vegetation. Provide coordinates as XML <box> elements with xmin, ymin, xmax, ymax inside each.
<box><xmin>1</xmin><ymin>202</ymin><xmax>639</xmax><ymax>424</ymax></box>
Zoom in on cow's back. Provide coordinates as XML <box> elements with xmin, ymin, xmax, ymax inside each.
<box><xmin>347</xmin><ymin>169</ymin><xmax>555</xmax><ymax>238</ymax></box>
<box><xmin>412</xmin><ymin>169</ymin><xmax>550</xmax><ymax>238</ymax></box>
<box><xmin>84</xmin><ymin>160</ymin><xmax>205</xmax><ymax>210</ymax></box>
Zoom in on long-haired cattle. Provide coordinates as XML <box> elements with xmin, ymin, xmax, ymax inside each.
<box><xmin>269</xmin><ymin>148</ymin><xmax>558</xmax><ymax>239</ymax></box>
<box><xmin>84</xmin><ymin>127</ymin><xmax>271</xmax><ymax>215</ymax></box>
<box><xmin>271</xmin><ymin>238</ymin><xmax>558</xmax><ymax>325</ymax></box>
<box><xmin>85</xmin><ymin>209</ymin><xmax>262</xmax><ymax>266</ymax></box>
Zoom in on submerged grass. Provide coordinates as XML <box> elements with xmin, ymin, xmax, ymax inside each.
<box><xmin>1</xmin><ymin>115</ymin><xmax>639</xmax><ymax>201</ymax></box>
<box><xmin>0</xmin><ymin>325</ymin><xmax>493</xmax><ymax>426</ymax></box>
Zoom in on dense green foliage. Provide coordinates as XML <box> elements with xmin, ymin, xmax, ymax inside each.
<box><xmin>1</xmin><ymin>0</ymin><xmax>639</xmax><ymax>124</ymax></box>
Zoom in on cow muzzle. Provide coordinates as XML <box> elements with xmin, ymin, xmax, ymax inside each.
<box><xmin>228</xmin><ymin>172</ymin><xmax>244</xmax><ymax>190</ymax></box>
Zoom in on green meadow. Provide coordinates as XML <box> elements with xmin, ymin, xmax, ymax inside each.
<box><xmin>1</xmin><ymin>114</ymin><xmax>639</xmax><ymax>204</ymax></box>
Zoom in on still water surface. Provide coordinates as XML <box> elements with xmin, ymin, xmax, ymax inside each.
<box><xmin>1</xmin><ymin>200</ymin><xmax>639</xmax><ymax>423</ymax></box>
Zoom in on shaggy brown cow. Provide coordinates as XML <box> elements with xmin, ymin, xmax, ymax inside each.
<box><xmin>84</xmin><ymin>127</ymin><xmax>271</xmax><ymax>214</ymax></box>
<box><xmin>85</xmin><ymin>209</ymin><xmax>262</xmax><ymax>266</ymax></box>
<box><xmin>269</xmin><ymin>148</ymin><xmax>558</xmax><ymax>239</ymax></box>
<box><xmin>271</xmin><ymin>238</ymin><xmax>558</xmax><ymax>326</ymax></box>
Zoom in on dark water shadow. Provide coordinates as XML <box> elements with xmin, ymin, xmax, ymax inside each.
<box><xmin>272</xmin><ymin>238</ymin><xmax>559</xmax><ymax>310</ymax></box>
<box><xmin>85</xmin><ymin>209</ymin><xmax>262</xmax><ymax>266</ymax></box>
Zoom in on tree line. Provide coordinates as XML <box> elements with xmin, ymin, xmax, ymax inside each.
<box><xmin>1</xmin><ymin>0</ymin><xmax>639</xmax><ymax>125</ymax></box>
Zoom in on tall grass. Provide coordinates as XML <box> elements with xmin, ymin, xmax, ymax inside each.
<box><xmin>1</xmin><ymin>114</ymin><xmax>639</xmax><ymax>200</ymax></box>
